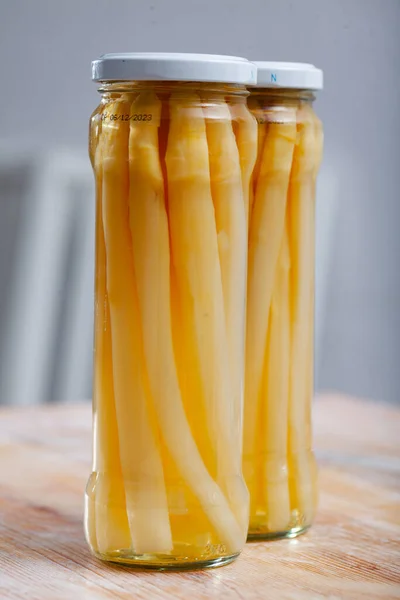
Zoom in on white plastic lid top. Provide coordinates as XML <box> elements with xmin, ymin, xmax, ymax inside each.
<box><xmin>253</xmin><ymin>62</ymin><xmax>323</xmax><ymax>90</ymax></box>
<box><xmin>92</xmin><ymin>53</ymin><xmax>257</xmax><ymax>85</ymax></box>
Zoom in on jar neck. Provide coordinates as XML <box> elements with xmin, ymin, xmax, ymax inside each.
<box><xmin>249</xmin><ymin>88</ymin><xmax>315</xmax><ymax>106</ymax></box>
<box><xmin>98</xmin><ymin>81</ymin><xmax>249</xmax><ymax>102</ymax></box>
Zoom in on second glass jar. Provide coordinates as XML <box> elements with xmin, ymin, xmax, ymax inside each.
<box><xmin>244</xmin><ymin>62</ymin><xmax>323</xmax><ymax>540</ymax></box>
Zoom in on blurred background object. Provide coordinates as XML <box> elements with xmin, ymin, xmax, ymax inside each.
<box><xmin>0</xmin><ymin>148</ymin><xmax>94</xmax><ymax>406</ymax></box>
<box><xmin>0</xmin><ymin>0</ymin><xmax>399</xmax><ymax>405</ymax></box>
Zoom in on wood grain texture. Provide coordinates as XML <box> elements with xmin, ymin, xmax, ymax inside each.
<box><xmin>0</xmin><ymin>395</ymin><xmax>399</xmax><ymax>600</ymax></box>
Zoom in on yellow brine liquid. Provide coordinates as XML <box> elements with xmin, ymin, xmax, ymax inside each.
<box><xmin>244</xmin><ymin>91</ymin><xmax>323</xmax><ymax>539</ymax></box>
<box><xmin>84</xmin><ymin>83</ymin><xmax>255</xmax><ymax>568</ymax></box>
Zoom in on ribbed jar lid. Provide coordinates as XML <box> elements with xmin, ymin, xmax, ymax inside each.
<box><xmin>253</xmin><ymin>62</ymin><xmax>323</xmax><ymax>90</ymax></box>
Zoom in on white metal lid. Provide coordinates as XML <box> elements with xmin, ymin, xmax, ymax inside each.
<box><xmin>253</xmin><ymin>62</ymin><xmax>323</xmax><ymax>90</ymax></box>
<box><xmin>92</xmin><ymin>53</ymin><xmax>257</xmax><ymax>85</ymax></box>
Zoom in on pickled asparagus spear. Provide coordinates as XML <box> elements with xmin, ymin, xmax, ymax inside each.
<box><xmin>229</xmin><ymin>101</ymin><xmax>258</xmax><ymax>227</ymax></box>
<box><xmin>85</xmin><ymin>105</ymin><xmax>104</xmax><ymax>553</ymax></box>
<box><xmin>166</xmin><ymin>93</ymin><xmax>246</xmax><ymax>547</ymax></box>
<box><xmin>89</xmin><ymin>105</ymin><xmax>102</xmax><ymax>168</ymax></box>
<box><xmin>84</xmin><ymin>480</ymin><xmax>98</xmax><ymax>554</ymax></box>
<box><xmin>311</xmin><ymin>112</ymin><xmax>323</xmax><ymax>514</ymax></box>
<box><xmin>203</xmin><ymin>100</ymin><xmax>246</xmax><ymax>422</ymax></box>
<box><xmin>203</xmin><ymin>98</ymin><xmax>249</xmax><ymax>530</ymax></box>
<box><xmin>248</xmin><ymin>97</ymin><xmax>267</xmax><ymax>215</ymax></box>
<box><xmin>254</xmin><ymin>122</ymin><xmax>267</xmax><ymax>196</ymax></box>
<box><xmin>101</xmin><ymin>99</ymin><xmax>173</xmax><ymax>554</ymax></box>
<box><xmin>244</xmin><ymin>112</ymin><xmax>297</xmax><ymax>503</ymax></box>
<box><xmin>259</xmin><ymin>225</ymin><xmax>291</xmax><ymax>531</ymax></box>
<box><xmin>92</xmin><ymin>109</ymin><xmax>131</xmax><ymax>554</ymax></box>
<box><xmin>129</xmin><ymin>91</ymin><xmax>244</xmax><ymax>551</ymax></box>
<box><xmin>287</xmin><ymin>104</ymin><xmax>320</xmax><ymax>524</ymax></box>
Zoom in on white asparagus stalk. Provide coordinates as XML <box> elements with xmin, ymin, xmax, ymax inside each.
<box><xmin>89</xmin><ymin>104</ymin><xmax>102</xmax><ymax>168</ymax></box>
<box><xmin>85</xmin><ymin>105</ymin><xmax>103</xmax><ymax>554</ymax></box>
<box><xmin>203</xmin><ymin>98</ymin><xmax>249</xmax><ymax>531</ymax></box>
<box><xmin>93</xmin><ymin>278</ymin><xmax>132</xmax><ymax>555</ymax></box>
<box><xmin>304</xmin><ymin>108</ymin><xmax>323</xmax><ymax>514</ymax></box>
<box><xmin>166</xmin><ymin>92</ymin><xmax>247</xmax><ymax>547</ymax></box>
<box><xmin>129</xmin><ymin>91</ymin><xmax>244</xmax><ymax>552</ymax></box>
<box><xmin>244</xmin><ymin>111</ymin><xmax>297</xmax><ymax>508</ymax></box>
<box><xmin>170</xmin><ymin>234</ymin><xmax>218</xmax><ymax>494</ymax></box>
<box><xmin>309</xmin><ymin>113</ymin><xmax>323</xmax><ymax>517</ymax></box>
<box><xmin>260</xmin><ymin>224</ymin><xmax>292</xmax><ymax>531</ymax></box>
<box><xmin>101</xmin><ymin>99</ymin><xmax>173</xmax><ymax>554</ymax></box>
<box><xmin>85</xmin><ymin>481</ymin><xmax>98</xmax><ymax>554</ymax></box>
<box><xmin>287</xmin><ymin>104</ymin><xmax>321</xmax><ymax>524</ymax></box>
<box><xmin>255</xmin><ymin>122</ymin><xmax>267</xmax><ymax>179</ymax></box>
<box><xmin>249</xmin><ymin>97</ymin><xmax>268</xmax><ymax>216</ymax></box>
<box><xmin>229</xmin><ymin>100</ymin><xmax>258</xmax><ymax>228</ymax></box>
<box><xmin>254</xmin><ymin>122</ymin><xmax>267</xmax><ymax>194</ymax></box>
<box><xmin>92</xmin><ymin>107</ymin><xmax>131</xmax><ymax>554</ymax></box>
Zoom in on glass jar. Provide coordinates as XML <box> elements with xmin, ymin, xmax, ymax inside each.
<box><xmin>243</xmin><ymin>62</ymin><xmax>323</xmax><ymax>540</ymax></box>
<box><xmin>84</xmin><ymin>53</ymin><xmax>257</xmax><ymax>569</ymax></box>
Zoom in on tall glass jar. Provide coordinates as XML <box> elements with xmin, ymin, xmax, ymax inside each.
<box><xmin>243</xmin><ymin>62</ymin><xmax>323</xmax><ymax>540</ymax></box>
<box><xmin>85</xmin><ymin>53</ymin><xmax>257</xmax><ymax>569</ymax></box>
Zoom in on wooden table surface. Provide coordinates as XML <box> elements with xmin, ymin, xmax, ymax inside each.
<box><xmin>0</xmin><ymin>395</ymin><xmax>399</xmax><ymax>600</ymax></box>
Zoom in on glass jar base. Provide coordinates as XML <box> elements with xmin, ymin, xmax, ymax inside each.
<box><xmin>247</xmin><ymin>524</ymin><xmax>310</xmax><ymax>542</ymax></box>
<box><xmin>91</xmin><ymin>547</ymin><xmax>240</xmax><ymax>571</ymax></box>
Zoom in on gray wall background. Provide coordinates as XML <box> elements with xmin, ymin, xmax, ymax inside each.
<box><xmin>0</xmin><ymin>0</ymin><xmax>399</xmax><ymax>404</ymax></box>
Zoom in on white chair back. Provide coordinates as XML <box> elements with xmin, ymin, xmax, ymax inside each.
<box><xmin>0</xmin><ymin>148</ymin><xmax>95</xmax><ymax>405</ymax></box>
